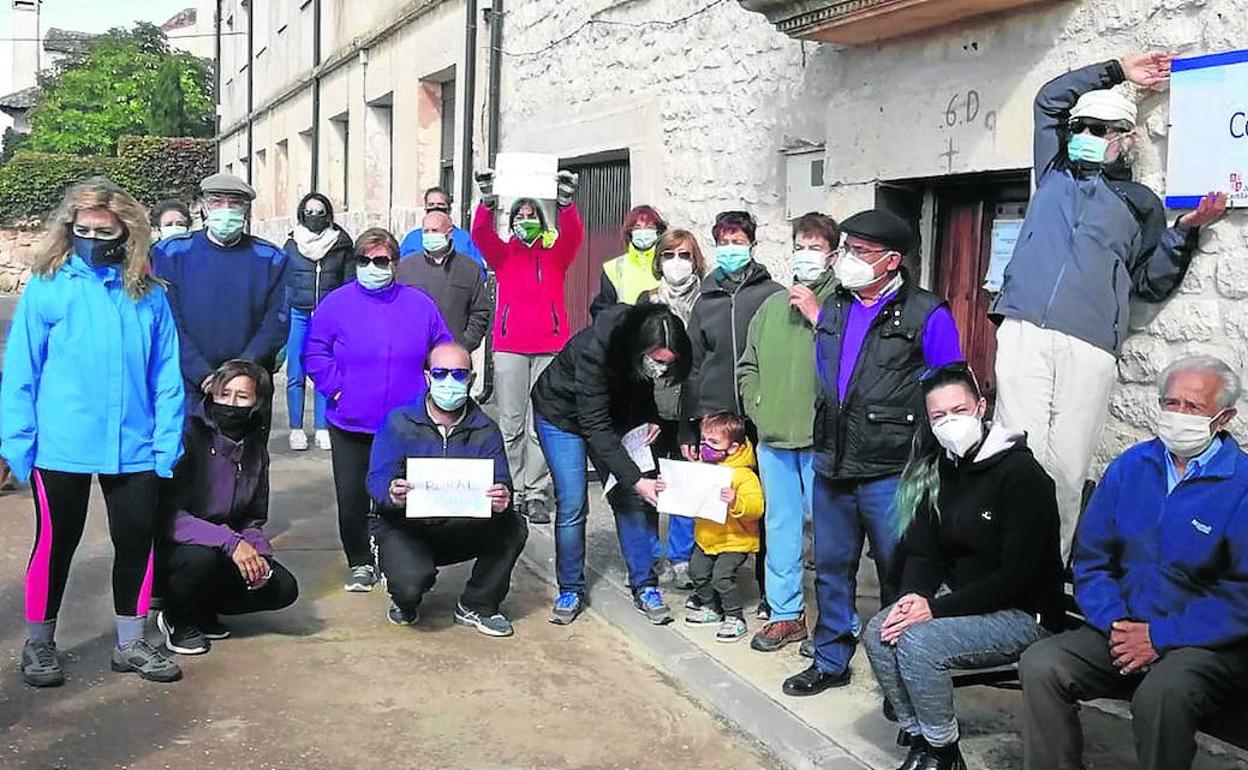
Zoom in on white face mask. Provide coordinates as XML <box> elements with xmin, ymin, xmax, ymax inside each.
<box><xmin>792</xmin><ymin>248</ymin><xmax>828</xmax><ymax>283</ymax></box>
<box><xmin>833</xmin><ymin>249</ymin><xmax>891</xmax><ymax>290</ymax></box>
<box><xmin>631</xmin><ymin>228</ymin><xmax>658</xmax><ymax>251</ymax></box>
<box><xmin>931</xmin><ymin>413</ymin><xmax>984</xmax><ymax>458</ymax></box>
<box><xmin>1156</xmin><ymin>410</ymin><xmax>1222</xmax><ymax>458</ymax></box>
<box><xmin>356</xmin><ymin>263</ymin><xmax>394</xmax><ymax>291</ymax></box>
<box><xmin>158</xmin><ymin>224</ymin><xmax>188</xmax><ymax>240</ymax></box>
<box><xmin>661</xmin><ymin>256</ymin><xmax>694</xmax><ymax>285</ymax></box>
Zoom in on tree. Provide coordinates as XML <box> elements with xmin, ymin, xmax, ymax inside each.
<box><xmin>24</xmin><ymin>23</ymin><xmax>214</xmax><ymax>156</ymax></box>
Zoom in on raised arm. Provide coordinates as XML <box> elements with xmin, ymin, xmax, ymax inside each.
<box><xmin>553</xmin><ymin>202</ymin><xmax>585</xmax><ymax>271</ymax></box>
<box><xmin>471</xmin><ymin>202</ymin><xmax>508</xmax><ymax>268</ymax></box>
<box><xmin>1032</xmin><ymin>60</ymin><xmax>1125</xmax><ymax>179</ymax></box>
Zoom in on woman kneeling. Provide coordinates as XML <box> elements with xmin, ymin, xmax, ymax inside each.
<box><xmin>863</xmin><ymin>364</ymin><xmax>1064</xmax><ymax>770</ymax></box>
<box><xmin>158</xmin><ymin>360</ymin><xmax>299</xmax><ymax>655</ymax></box>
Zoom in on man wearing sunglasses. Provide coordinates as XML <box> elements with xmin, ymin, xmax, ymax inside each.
<box><xmin>990</xmin><ymin>53</ymin><xmax>1228</xmax><ymax>560</ymax></box>
<box><xmin>366</xmin><ymin>343</ymin><xmax>526</xmax><ymax>637</ymax></box>
<box><xmin>153</xmin><ymin>173</ymin><xmax>290</xmax><ymax>400</ymax></box>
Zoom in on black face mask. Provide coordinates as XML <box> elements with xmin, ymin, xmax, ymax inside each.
<box><xmin>302</xmin><ymin>213</ymin><xmax>331</xmax><ymax>234</ymax></box>
<box><xmin>210</xmin><ymin>402</ymin><xmax>258</xmax><ymax>441</ymax></box>
<box><xmin>72</xmin><ymin>235</ymin><xmax>126</xmax><ymax>268</ymax></box>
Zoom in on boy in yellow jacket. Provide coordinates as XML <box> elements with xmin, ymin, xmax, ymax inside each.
<box><xmin>681</xmin><ymin>412</ymin><xmax>764</xmax><ymax>642</ymax></box>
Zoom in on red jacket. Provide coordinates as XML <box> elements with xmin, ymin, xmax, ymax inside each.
<box><xmin>472</xmin><ymin>202</ymin><xmax>583</xmax><ymax>354</ymax></box>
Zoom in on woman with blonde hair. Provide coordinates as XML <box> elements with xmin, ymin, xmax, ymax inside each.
<box><xmin>2</xmin><ymin>176</ymin><xmax>186</xmax><ymax>687</ymax></box>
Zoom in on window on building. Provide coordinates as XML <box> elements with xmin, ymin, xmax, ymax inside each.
<box><xmin>439</xmin><ymin>79</ymin><xmax>456</xmax><ymax>194</ymax></box>
<box><xmin>330</xmin><ymin>113</ymin><xmax>350</xmax><ymax>210</ymax></box>
<box><xmin>254</xmin><ymin>148</ymin><xmax>268</xmax><ymax>215</ymax></box>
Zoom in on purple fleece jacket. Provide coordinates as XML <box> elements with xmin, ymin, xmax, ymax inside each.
<box><xmin>303</xmin><ymin>281</ymin><xmax>453</xmax><ymax>434</ymax></box>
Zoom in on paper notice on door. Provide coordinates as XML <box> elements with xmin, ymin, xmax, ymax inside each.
<box><xmin>656</xmin><ymin>458</ymin><xmax>733</xmax><ymax>524</ymax></box>
<box><xmin>983</xmin><ymin>218</ymin><xmax>1024</xmax><ymax>292</ymax></box>
<box><xmin>494</xmin><ymin>152</ymin><xmax>558</xmax><ymax>200</ymax></box>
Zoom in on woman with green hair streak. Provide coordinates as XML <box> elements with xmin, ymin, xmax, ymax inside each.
<box><xmin>863</xmin><ymin>363</ymin><xmax>1065</xmax><ymax>770</ymax></box>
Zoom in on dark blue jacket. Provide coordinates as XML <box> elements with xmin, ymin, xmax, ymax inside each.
<box><xmin>366</xmin><ymin>397</ymin><xmax>511</xmax><ymax>521</ymax></box>
<box><xmin>1074</xmin><ymin>436</ymin><xmax>1248</xmax><ymax>652</ymax></box>
<box><xmin>152</xmin><ymin>230</ymin><xmax>290</xmax><ymax>384</ymax></box>
<box><xmin>283</xmin><ymin>228</ymin><xmax>355</xmax><ymax>311</ymax></box>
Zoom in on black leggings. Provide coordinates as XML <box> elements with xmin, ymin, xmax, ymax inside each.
<box><xmin>162</xmin><ymin>544</ymin><xmax>298</xmax><ymax>625</ymax></box>
<box><xmin>26</xmin><ymin>469</ymin><xmax>159</xmax><ymax>621</ymax></box>
<box><xmin>328</xmin><ymin>425</ymin><xmax>375</xmax><ymax>567</ymax></box>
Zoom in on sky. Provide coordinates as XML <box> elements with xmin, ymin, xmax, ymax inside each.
<box><xmin>0</xmin><ymin>0</ymin><xmax>197</xmax><ymax>36</ymax></box>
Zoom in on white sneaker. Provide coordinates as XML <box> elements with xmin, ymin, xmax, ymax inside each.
<box><xmin>288</xmin><ymin>430</ymin><xmax>309</xmax><ymax>451</ymax></box>
<box><xmin>315</xmin><ymin>429</ymin><xmax>332</xmax><ymax>450</ymax></box>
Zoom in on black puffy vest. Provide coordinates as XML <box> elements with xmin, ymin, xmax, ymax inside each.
<box><xmin>813</xmin><ymin>281</ymin><xmax>947</xmax><ymax>481</ymax></box>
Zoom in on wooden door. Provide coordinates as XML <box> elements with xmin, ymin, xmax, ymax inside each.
<box><xmin>562</xmin><ymin>157</ymin><xmax>631</xmax><ymax>333</ymax></box>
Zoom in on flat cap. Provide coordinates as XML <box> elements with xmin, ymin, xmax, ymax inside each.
<box><xmin>840</xmin><ymin>209</ymin><xmax>913</xmax><ymax>255</ymax></box>
<box><xmin>200</xmin><ymin>172</ymin><xmax>256</xmax><ymax>200</ymax></box>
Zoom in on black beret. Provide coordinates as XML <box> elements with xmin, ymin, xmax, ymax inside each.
<box><xmin>839</xmin><ymin>209</ymin><xmax>913</xmax><ymax>255</ymax></box>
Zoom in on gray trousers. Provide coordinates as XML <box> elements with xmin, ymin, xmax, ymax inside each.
<box><xmin>494</xmin><ymin>351</ymin><xmax>554</xmax><ymax>504</ymax></box>
<box><xmin>863</xmin><ymin>603</ymin><xmax>1047</xmax><ymax>747</ymax></box>
<box><xmin>689</xmin><ymin>546</ymin><xmax>749</xmax><ymax>617</ymax></box>
<box><xmin>1019</xmin><ymin>625</ymin><xmax>1248</xmax><ymax>770</ymax></box>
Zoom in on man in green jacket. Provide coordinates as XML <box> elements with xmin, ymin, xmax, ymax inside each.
<box><xmin>739</xmin><ymin>212</ymin><xmax>840</xmax><ymax>652</ymax></box>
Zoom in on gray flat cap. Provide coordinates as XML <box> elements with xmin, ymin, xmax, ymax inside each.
<box><xmin>200</xmin><ymin>172</ymin><xmax>256</xmax><ymax>200</ymax></box>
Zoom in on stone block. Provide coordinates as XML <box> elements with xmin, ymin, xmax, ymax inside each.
<box><xmin>1117</xmin><ymin>335</ymin><xmax>1165</xmax><ymax>383</ymax></box>
<box><xmin>1217</xmin><ymin>250</ymin><xmax>1248</xmax><ymax>299</ymax></box>
<box><xmin>1146</xmin><ymin>299</ymin><xmax>1217</xmax><ymax>342</ymax></box>
<box><xmin>1108</xmin><ymin>384</ymin><xmax>1159</xmax><ymax>432</ymax></box>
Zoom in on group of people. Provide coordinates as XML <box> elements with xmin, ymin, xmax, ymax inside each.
<box><xmin>3</xmin><ymin>49</ymin><xmax>1246</xmax><ymax>770</ymax></box>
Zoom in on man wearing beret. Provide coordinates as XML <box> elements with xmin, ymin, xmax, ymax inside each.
<box><xmin>783</xmin><ymin>209</ymin><xmax>964</xmax><ymax>696</ymax></box>
<box><xmin>990</xmin><ymin>53</ymin><xmax>1227</xmax><ymax>560</ymax></box>
<box><xmin>153</xmin><ymin>173</ymin><xmax>290</xmax><ymax>402</ymax></box>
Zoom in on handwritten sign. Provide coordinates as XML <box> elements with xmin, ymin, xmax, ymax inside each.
<box><xmin>656</xmin><ymin>458</ymin><xmax>733</xmax><ymax>524</ymax></box>
<box><xmin>405</xmin><ymin>458</ymin><xmax>494</xmax><ymax>519</ymax></box>
<box><xmin>1166</xmin><ymin>49</ymin><xmax>1248</xmax><ymax>209</ymax></box>
<box><xmin>494</xmin><ymin>152</ymin><xmax>558</xmax><ymax>200</ymax></box>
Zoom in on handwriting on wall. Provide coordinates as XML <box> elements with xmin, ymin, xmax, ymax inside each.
<box><xmin>937</xmin><ymin>89</ymin><xmax>998</xmax><ymax>173</ymax></box>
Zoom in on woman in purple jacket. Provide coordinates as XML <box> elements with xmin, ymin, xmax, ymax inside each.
<box><xmin>304</xmin><ymin>228</ymin><xmax>454</xmax><ymax>592</ymax></box>
<box><xmin>158</xmin><ymin>360</ymin><xmax>299</xmax><ymax>655</ymax></box>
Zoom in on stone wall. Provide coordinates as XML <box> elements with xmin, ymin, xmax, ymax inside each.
<box><xmin>0</xmin><ymin>227</ymin><xmax>38</xmax><ymax>292</ymax></box>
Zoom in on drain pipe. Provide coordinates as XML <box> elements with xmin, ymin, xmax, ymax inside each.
<box><xmin>459</xmin><ymin>0</ymin><xmax>478</xmax><ymax>229</ymax></box>
<box><xmin>478</xmin><ymin>0</ymin><xmax>504</xmax><ymax>404</ymax></box>
<box><xmin>213</xmin><ymin>0</ymin><xmax>222</xmax><ymax>168</ymax></box>
<box><xmin>310</xmin><ymin>0</ymin><xmax>323</xmax><ymax>191</ymax></box>
<box><xmin>244</xmin><ymin>0</ymin><xmax>254</xmax><ymax>184</ymax></box>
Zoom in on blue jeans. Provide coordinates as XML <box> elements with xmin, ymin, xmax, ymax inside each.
<box><xmin>812</xmin><ymin>473</ymin><xmax>901</xmax><ymax>675</ymax></box>
<box><xmin>652</xmin><ymin>515</ymin><xmax>695</xmax><ymax>564</ymax></box>
<box><xmin>535</xmin><ymin>414</ymin><xmax>659</xmax><ymax>594</ymax></box>
<box><xmin>286</xmin><ymin>307</ymin><xmax>326</xmax><ymax>431</ymax></box>
<box><xmin>864</xmin><ymin>604</ymin><xmax>1047</xmax><ymax>746</ymax></box>
<box><xmin>757</xmin><ymin>444</ymin><xmax>815</xmax><ymax>622</ymax></box>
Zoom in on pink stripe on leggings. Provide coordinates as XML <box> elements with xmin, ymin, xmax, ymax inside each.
<box><xmin>25</xmin><ymin>470</ymin><xmax>54</xmax><ymax>623</ymax></box>
<box><xmin>135</xmin><ymin>547</ymin><xmax>155</xmax><ymax>617</ymax></box>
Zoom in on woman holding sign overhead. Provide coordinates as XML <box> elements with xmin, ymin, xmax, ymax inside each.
<box><xmin>531</xmin><ymin>302</ymin><xmax>692</xmax><ymax>626</ymax></box>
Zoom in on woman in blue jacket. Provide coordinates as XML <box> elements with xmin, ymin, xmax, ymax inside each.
<box><xmin>2</xmin><ymin>177</ymin><xmax>186</xmax><ymax>688</ymax></box>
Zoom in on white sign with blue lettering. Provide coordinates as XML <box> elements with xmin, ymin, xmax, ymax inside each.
<box><xmin>1166</xmin><ymin>49</ymin><xmax>1248</xmax><ymax>209</ymax></box>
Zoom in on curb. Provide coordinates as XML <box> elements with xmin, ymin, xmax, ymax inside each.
<box><xmin>518</xmin><ymin>524</ymin><xmax>873</xmax><ymax>770</ymax></box>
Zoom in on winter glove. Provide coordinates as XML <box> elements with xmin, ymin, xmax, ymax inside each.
<box><xmin>475</xmin><ymin>169</ymin><xmax>497</xmax><ymax>209</ymax></box>
<box><xmin>556</xmin><ymin>170</ymin><xmax>579</xmax><ymax>208</ymax></box>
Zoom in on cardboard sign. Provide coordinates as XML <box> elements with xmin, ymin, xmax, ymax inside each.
<box><xmin>1166</xmin><ymin>49</ymin><xmax>1248</xmax><ymax>209</ymax></box>
<box><xmin>656</xmin><ymin>458</ymin><xmax>733</xmax><ymax>524</ymax></box>
<box><xmin>494</xmin><ymin>152</ymin><xmax>558</xmax><ymax>200</ymax></box>
<box><xmin>405</xmin><ymin>458</ymin><xmax>494</xmax><ymax>519</ymax></box>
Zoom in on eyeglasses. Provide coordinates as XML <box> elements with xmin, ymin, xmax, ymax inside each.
<box><xmin>834</xmin><ymin>245</ymin><xmax>891</xmax><ymax>261</ymax></box>
<box><xmin>429</xmin><ymin>367</ymin><xmax>472</xmax><ymax>382</ymax></box>
<box><xmin>355</xmin><ymin>255</ymin><xmax>393</xmax><ymax>268</ymax></box>
<box><xmin>203</xmin><ymin>194</ymin><xmax>249</xmax><ymax>210</ymax></box>
<box><xmin>659</xmin><ymin>250</ymin><xmax>694</xmax><ymax>260</ymax></box>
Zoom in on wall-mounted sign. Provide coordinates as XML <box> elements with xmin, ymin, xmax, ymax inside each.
<box><xmin>1166</xmin><ymin>49</ymin><xmax>1248</xmax><ymax>209</ymax></box>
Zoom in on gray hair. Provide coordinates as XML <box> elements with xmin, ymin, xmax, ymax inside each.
<box><xmin>1157</xmin><ymin>354</ymin><xmax>1242</xmax><ymax>410</ymax></box>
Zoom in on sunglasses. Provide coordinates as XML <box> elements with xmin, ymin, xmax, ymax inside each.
<box><xmin>1071</xmin><ymin>121</ymin><xmax>1127</xmax><ymax>138</ymax></box>
<box><xmin>919</xmin><ymin>361</ymin><xmax>981</xmax><ymax>393</ymax></box>
<box><xmin>355</xmin><ymin>255</ymin><xmax>393</xmax><ymax>268</ymax></box>
<box><xmin>425</xmin><ymin>204</ymin><xmax>451</xmax><ymax>213</ymax></box>
<box><xmin>429</xmin><ymin>367</ymin><xmax>472</xmax><ymax>382</ymax></box>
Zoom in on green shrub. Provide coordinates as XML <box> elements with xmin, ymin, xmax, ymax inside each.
<box><xmin>0</xmin><ymin>151</ymin><xmax>123</xmax><ymax>224</ymax></box>
<box><xmin>117</xmin><ymin>135</ymin><xmax>216</xmax><ymax>203</ymax></box>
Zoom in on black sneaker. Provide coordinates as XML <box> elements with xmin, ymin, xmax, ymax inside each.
<box><xmin>782</xmin><ymin>664</ymin><xmax>851</xmax><ymax>697</ymax></box>
<box><xmin>20</xmin><ymin>639</ymin><xmax>64</xmax><ymax>687</ymax></box>
<box><xmin>199</xmin><ymin>615</ymin><xmax>231</xmax><ymax>640</ymax></box>
<box><xmin>111</xmin><ymin>639</ymin><xmax>183</xmax><ymax>682</ymax></box>
<box><xmin>157</xmin><ymin>611</ymin><xmax>209</xmax><ymax>655</ymax></box>
<box><xmin>387</xmin><ymin>602</ymin><xmax>420</xmax><ymax>626</ymax></box>
<box><xmin>525</xmin><ymin>498</ymin><xmax>552</xmax><ymax>525</ymax></box>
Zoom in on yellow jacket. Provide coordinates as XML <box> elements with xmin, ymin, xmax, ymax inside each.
<box><xmin>694</xmin><ymin>440</ymin><xmax>764</xmax><ymax>555</ymax></box>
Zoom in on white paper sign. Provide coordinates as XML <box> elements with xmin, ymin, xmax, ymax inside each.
<box><xmin>494</xmin><ymin>152</ymin><xmax>558</xmax><ymax>200</ymax></box>
<box><xmin>982</xmin><ymin>218</ymin><xmax>1023</xmax><ymax>292</ymax></box>
<box><xmin>601</xmin><ymin>426</ymin><xmax>656</xmax><ymax>498</ymax></box>
<box><xmin>656</xmin><ymin>458</ymin><xmax>733</xmax><ymax>524</ymax></box>
<box><xmin>1166</xmin><ymin>49</ymin><xmax>1248</xmax><ymax>209</ymax></box>
<box><xmin>405</xmin><ymin>458</ymin><xmax>494</xmax><ymax>519</ymax></box>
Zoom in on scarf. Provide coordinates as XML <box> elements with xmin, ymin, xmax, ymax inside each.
<box><xmin>653</xmin><ymin>274</ymin><xmax>700</xmax><ymax>325</ymax></box>
<box><xmin>291</xmin><ymin>223</ymin><xmax>341</xmax><ymax>262</ymax></box>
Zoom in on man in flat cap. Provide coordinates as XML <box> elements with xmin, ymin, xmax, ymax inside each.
<box><xmin>990</xmin><ymin>53</ymin><xmax>1228</xmax><ymax>560</ymax></box>
<box><xmin>153</xmin><ymin>173</ymin><xmax>290</xmax><ymax>402</ymax></box>
<box><xmin>783</xmin><ymin>208</ymin><xmax>964</xmax><ymax>697</ymax></box>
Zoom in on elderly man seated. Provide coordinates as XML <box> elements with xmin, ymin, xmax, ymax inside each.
<box><xmin>365</xmin><ymin>342</ymin><xmax>528</xmax><ymax>637</ymax></box>
<box><xmin>1020</xmin><ymin>354</ymin><xmax>1248</xmax><ymax>770</ymax></box>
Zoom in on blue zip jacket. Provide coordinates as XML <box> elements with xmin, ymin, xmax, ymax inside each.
<box><xmin>990</xmin><ymin>60</ymin><xmax>1200</xmax><ymax>355</ymax></box>
<box><xmin>399</xmin><ymin>226</ymin><xmax>487</xmax><ymax>275</ymax></box>
<box><xmin>1</xmin><ymin>254</ymin><xmax>185</xmax><ymax>481</ymax></box>
<box><xmin>152</xmin><ymin>230</ymin><xmax>289</xmax><ymax>385</ymax></box>
<box><xmin>1073</xmin><ymin>436</ymin><xmax>1248</xmax><ymax>652</ymax></box>
<box><xmin>366</xmin><ymin>397</ymin><xmax>512</xmax><ymax>519</ymax></box>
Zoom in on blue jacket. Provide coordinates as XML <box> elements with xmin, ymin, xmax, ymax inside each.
<box><xmin>152</xmin><ymin>230</ymin><xmax>290</xmax><ymax>384</ymax></box>
<box><xmin>0</xmin><ymin>254</ymin><xmax>185</xmax><ymax>481</ymax></box>
<box><xmin>1073</xmin><ymin>436</ymin><xmax>1248</xmax><ymax>652</ymax></box>
<box><xmin>990</xmin><ymin>60</ymin><xmax>1200</xmax><ymax>355</ymax></box>
<box><xmin>366</xmin><ymin>397</ymin><xmax>511</xmax><ymax>520</ymax></box>
<box><xmin>400</xmin><ymin>226</ymin><xmax>486</xmax><ymax>275</ymax></box>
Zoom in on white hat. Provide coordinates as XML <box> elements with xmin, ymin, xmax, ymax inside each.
<box><xmin>1069</xmin><ymin>89</ymin><xmax>1137</xmax><ymax>128</ymax></box>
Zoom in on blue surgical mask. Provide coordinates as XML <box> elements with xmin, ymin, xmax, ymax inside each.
<box><xmin>1068</xmin><ymin>134</ymin><xmax>1109</xmax><ymax>164</ymax></box>
<box><xmin>429</xmin><ymin>376</ymin><xmax>469</xmax><ymax>411</ymax></box>
<box><xmin>356</xmin><ymin>263</ymin><xmax>394</xmax><ymax>291</ymax></box>
<box><xmin>422</xmin><ymin>231</ymin><xmax>450</xmax><ymax>254</ymax></box>
<box><xmin>714</xmin><ymin>244</ymin><xmax>752</xmax><ymax>274</ymax></box>
<box><xmin>205</xmin><ymin>208</ymin><xmax>246</xmax><ymax>242</ymax></box>
<box><xmin>72</xmin><ymin>235</ymin><xmax>126</xmax><ymax>268</ymax></box>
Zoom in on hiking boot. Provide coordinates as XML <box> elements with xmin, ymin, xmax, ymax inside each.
<box><xmin>344</xmin><ymin>565</ymin><xmax>377</xmax><ymax>592</ymax></box>
<box><xmin>288</xmin><ymin>429</ymin><xmax>309</xmax><ymax>451</ymax></box>
<box><xmin>549</xmin><ymin>591</ymin><xmax>584</xmax><ymax>625</ymax></box>
<box><xmin>454</xmin><ymin>602</ymin><xmax>514</xmax><ymax>637</ymax></box>
<box><xmin>633</xmin><ymin>586</ymin><xmax>672</xmax><ymax>625</ymax></box>
<box><xmin>670</xmin><ymin>560</ymin><xmax>694</xmax><ymax>590</ymax></box>
<box><xmin>314</xmin><ymin>429</ymin><xmax>332</xmax><ymax>450</ymax></box>
<box><xmin>20</xmin><ymin>640</ymin><xmax>64</xmax><ymax>688</ymax></box>
<box><xmin>716</xmin><ymin>616</ymin><xmax>748</xmax><ymax>642</ymax></box>
<box><xmin>387</xmin><ymin>602</ymin><xmax>419</xmax><ymax>626</ymax></box>
<box><xmin>157</xmin><ymin>611</ymin><xmax>209</xmax><ymax>655</ymax></box>
<box><xmin>750</xmin><ymin>618</ymin><xmax>808</xmax><ymax>652</ymax></box>
<box><xmin>799</xmin><ymin>638</ymin><xmax>814</xmax><ymax>658</ymax></box>
<box><xmin>111</xmin><ymin>639</ymin><xmax>183</xmax><ymax>683</ymax></box>
<box><xmin>524</xmin><ymin>498</ymin><xmax>552</xmax><ymax>525</ymax></box>
<box><xmin>782</xmin><ymin>664</ymin><xmax>850</xmax><ymax>697</ymax></box>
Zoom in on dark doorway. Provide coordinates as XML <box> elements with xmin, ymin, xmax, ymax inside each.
<box><xmin>562</xmin><ymin>155</ymin><xmax>631</xmax><ymax>333</ymax></box>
